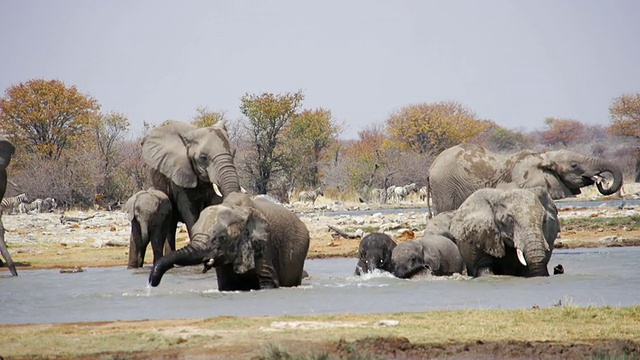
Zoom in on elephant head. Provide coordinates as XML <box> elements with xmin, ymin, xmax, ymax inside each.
<box><xmin>512</xmin><ymin>150</ymin><xmax>623</xmax><ymax>198</ymax></box>
<box><xmin>354</xmin><ymin>232</ymin><xmax>397</xmax><ymax>275</ymax></box>
<box><xmin>0</xmin><ymin>135</ymin><xmax>18</xmax><ymax>276</ymax></box>
<box><xmin>391</xmin><ymin>234</ymin><xmax>463</xmax><ymax>278</ymax></box>
<box><xmin>142</xmin><ymin>120</ymin><xmax>241</xmax><ymax>198</ymax></box>
<box><xmin>149</xmin><ymin>195</ymin><xmax>268</xmax><ymax>287</ymax></box>
<box><xmin>450</xmin><ymin>187</ymin><xmax>559</xmax><ymax>277</ymax></box>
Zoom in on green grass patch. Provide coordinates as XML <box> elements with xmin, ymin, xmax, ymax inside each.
<box><xmin>560</xmin><ymin>215</ymin><xmax>640</xmax><ymax>231</ymax></box>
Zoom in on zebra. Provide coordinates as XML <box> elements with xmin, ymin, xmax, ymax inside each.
<box><xmin>393</xmin><ymin>183</ymin><xmax>418</xmax><ymax>203</ymax></box>
<box><xmin>298</xmin><ymin>187</ymin><xmax>324</xmax><ymax>205</ymax></box>
<box><xmin>1</xmin><ymin>193</ymin><xmax>29</xmax><ymax>215</ymax></box>
<box><xmin>19</xmin><ymin>197</ymin><xmax>58</xmax><ymax>214</ymax></box>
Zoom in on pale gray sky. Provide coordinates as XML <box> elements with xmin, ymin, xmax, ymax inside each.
<box><xmin>1</xmin><ymin>1</ymin><xmax>639</xmax><ymax>139</ymax></box>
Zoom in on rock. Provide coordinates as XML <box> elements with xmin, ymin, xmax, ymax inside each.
<box><xmin>60</xmin><ymin>266</ymin><xmax>84</xmax><ymax>273</ymax></box>
<box><xmin>599</xmin><ymin>235</ymin><xmax>618</xmax><ymax>243</ymax></box>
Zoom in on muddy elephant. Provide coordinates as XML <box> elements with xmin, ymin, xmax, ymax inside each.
<box><xmin>391</xmin><ymin>233</ymin><xmax>464</xmax><ymax>278</ymax></box>
<box><xmin>0</xmin><ymin>135</ymin><xmax>17</xmax><ymax>276</ymax></box>
<box><xmin>149</xmin><ymin>192</ymin><xmax>310</xmax><ymax>291</ymax></box>
<box><xmin>354</xmin><ymin>232</ymin><xmax>397</xmax><ymax>275</ymax></box>
<box><xmin>124</xmin><ymin>188</ymin><xmax>172</xmax><ymax>268</ymax></box>
<box><xmin>141</xmin><ymin>120</ymin><xmax>242</xmax><ymax>250</ymax></box>
<box><xmin>428</xmin><ymin>144</ymin><xmax>623</xmax><ymax>214</ymax></box>
<box><xmin>450</xmin><ymin>187</ymin><xmax>559</xmax><ymax>277</ymax></box>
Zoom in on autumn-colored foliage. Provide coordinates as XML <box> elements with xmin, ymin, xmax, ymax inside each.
<box><xmin>284</xmin><ymin>108</ymin><xmax>341</xmax><ymax>188</ymax></box>
<box><xmin>0</xmin><ymin>79</ymin><xmax>100</xmax><ymax>162</ymax></box>
<box><xmin>609</xmin><ymin>92</ymin><xmax>640</xmax><ymax>139</ymax></box>
<box><xmin>239</xmin><ymin>90</ymin><xmax>304</xmax><ymax>194</ymax></box>
<box><xmin>190</xmin><ymin>107</ymin><xmax>227</xmax><ymax>128</ymax></box>
<box><xmin>386</xmin><ymin>101</ymin><xmax>494</xmax><ymax>156</ymax></box>
<box><xmin>541</xmin><ymin>117</ymin><xmax>588</xmax><ymax>147</ymax></box>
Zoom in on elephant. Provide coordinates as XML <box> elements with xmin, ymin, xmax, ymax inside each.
<box><xmin>423</xmin><ymin>211</ymin><xmax>456</xmax><ymax>242</ymax></box>
<box><xmin>428</xmin><ymin>144</ymin><xmax>623</xmax><ymax>214</ymax></box>
<box><xmin>148</xmin><ymin>192</ymin><xmax>310</xmax><ymax>291</ymax></box>
<box><xmin>124</xmin><ymin>188</ymin><xmax>173</xmax><ymax>268</ymax></box>
<box><xmin>354</xmin><ymin>232</ymin><xmax>397</xmax><ymax>275</ymax></box>
<box><xmin>0</xmin><ymin>135</ymin><xmax>18</xmax><ymax>276</ymax></box>
<box><xmin>141</xmin><ymin>120</ymin><xmax>242</xmax><ymax>251</ymax></box>
<box><xmin>391</xmin><ymin>233</ymin><xmax>464</xmax><ymax>278</ymax></box>
<box><xmin>449</xmin><ymin>187</ymin><xmax>559</xmax><ymax>277</ymax></box>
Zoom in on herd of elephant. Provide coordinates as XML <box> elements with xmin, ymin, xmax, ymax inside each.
<box><xmin>1</xmin><ymin>121</ymin><xmax>622</xmax><ymax>289</ymax></box>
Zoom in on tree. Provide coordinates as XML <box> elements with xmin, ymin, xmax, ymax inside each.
<box><xmin>609</xmin><ymin>92</ymin><xmax>640</xmax><ymax>182</ymax></box>
<box><xmin>541</xmin><ymin>117</ymin><xmax>587</xmax><ymax>147</ymax></box>
<box><xmin>609</xmin><ymin>92</ymin><xmax>640</xmax><ymax>139</ymax></box>
<box><xmin>93</xmin><ymin>112</ymin><xmax>131</xmax><ymax>201</ymax></box>
<box><xmin>386</xmin><ymin>101</ymin><xmax>493</xmax><ymax>156</ymax></box>
<box><xmin>239</xmin><ymin>90</ymin><xmax>304</xmax><ymax>194</ymax></box>
<box><xmin>284</xmin><ymin>108</ymin><xmax>342</xmax><ymax>188</ymax></box>
<box><xmin>191</xmin><ymin>106</ymin><xmax>227</xmax><ymax>128</ymax></box>
<box><xmin>483</xmin><ymin>127</ymin><xmax>532</xmax><ymax>152</ymax></box>
<box><xmin>0</xmin><ymin>79</ymin><xmax>100</xmax><ymax>161</ymax></box>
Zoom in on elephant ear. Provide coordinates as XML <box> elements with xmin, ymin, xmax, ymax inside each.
<box><xmin>451</xmin><ymin>190</ymin><xmax>505</xmax><ymax>258</ymax></box>
<box><xmin>420</xmin><ymin>240</ymin><xmax>441</xmax><ymax>272</ymax></box>
<box><xmin>124</xmin><ymin>191</ymin><xmax>142</xmax><ymax>222</ymax></box>
<box><xmin>234</xmin><ymin>207</ymin><xmax>269</xmax><ymax>274</ymax></box>
<box><xmin>141</xmin><ymin>120</ymin><xmax>199</xmax><ymax>188</ymax></box>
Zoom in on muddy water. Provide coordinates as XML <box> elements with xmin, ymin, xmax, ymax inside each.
<box><xmin>2</xmin><ymin>247</ymin><xmax>639</xmax><ymax>325</ymax></box>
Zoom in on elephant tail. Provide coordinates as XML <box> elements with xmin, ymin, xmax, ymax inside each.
<box><xmin>427</xmin><ymin>178</ymin><xmax>433</xmax><ymax>219</ymax></box>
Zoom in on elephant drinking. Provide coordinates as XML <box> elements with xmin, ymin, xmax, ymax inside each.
<box><xmin>428</xmin><ymin>144</ymin><xmax>623</xmax><ymax>214</ymax></box>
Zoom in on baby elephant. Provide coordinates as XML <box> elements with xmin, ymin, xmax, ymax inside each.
<box><xmin>391</xmin><ymin>233</ymin><xmax>464</xmax><ymax>278</ymax></box>
<box><xmin>354</xmin><ymin>232</ymin><xmax>397</xmax><ymax>275</ymax></box>
<box><xmin>125</xmin><ymin>188</ymin><xmax>172</xmax><ymax>268</ymax></box>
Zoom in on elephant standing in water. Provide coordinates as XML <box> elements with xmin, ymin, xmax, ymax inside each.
<box><xmin>354</xmin><ymin>232</ymin><xmax>397</xmax><ymax>275</ymax></box>
<box><xmin>149</xmin><ymin>193</ymin><xmax>310</xmax><ymax>291</ymax></box>
<box><xmin>450</xmin><ymin>187</ymin><xmax>559</xmax><ymax>277</ymax></box>
<box><xmin>0</xmin><ymin>135</ymin><xmax>17</xmax><ymax>276</ymax></box>
<box><xmin>428</xmin><ymin>144</ymin><xmax>623</xmax><ymax>215</ymax></box>
<box><xmin>125</xmin><ymin>188</ymin><xmax>172</xmax><ymax>268</ymax></box>
<box><xmin>141</xmin><ymin>120</ymin><xmax>242</xmax><ymax>252</ymax></box>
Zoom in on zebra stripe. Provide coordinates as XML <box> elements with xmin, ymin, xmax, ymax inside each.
<box><xmin>1</xmin><ymin>193</ymin><xmax>29</xmax><ymax>214</ymax></box>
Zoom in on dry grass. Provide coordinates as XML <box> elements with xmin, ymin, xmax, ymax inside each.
<box><xmin>2</xmin><ymin>306</ymin><xmax>639</xmax><ymax>359</ymax></box>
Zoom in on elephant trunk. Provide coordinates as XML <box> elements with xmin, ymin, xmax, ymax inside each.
<box><xmin>148</xmin><ymin>235</ymin><xmax>209</xmax><ymax>287</ymax></box>
<box><xmin>520</xmin><ymin>233</ymin><xmax>550</xmax><ymax>277</ymax></box>
<box><xmin>593</xmin><ymin>159</ymin><xmax>623</xmax><ymax>196</ymax></box>
<box><xmin>209</xmin><ymin>161</ymin><xmax>241</xmax><ymax>197</ymax></box>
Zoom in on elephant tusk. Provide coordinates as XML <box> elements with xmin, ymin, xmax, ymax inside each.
<box><xmin>213</xmin><ymin>183</ymin><xmax>223</xmax><ymax>197</ymax></box>
<box><xmin>202</xmin><ymin>258</ymin><xmax>215</xmax><ymax>273</ymax></box>
<box><xmin>591</xmin><ymin>175</ymin><xmax>603</xmax><ymax>184</ymax></box>
<box><xmin>516</xmin><ymin>248</ymin><xmax>527</xmax><ymax>266</ymax></box>
<box><xmin>241</xmin><ymin>186</ymin><xmax>247</xmax><ymax>193</ymax></box>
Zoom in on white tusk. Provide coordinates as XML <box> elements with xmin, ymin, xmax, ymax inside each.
<box><xmin>240</xmin><ymin>186</ymin><xmax>247</xmax><ymax>193</ymax></box>
<box><xmin>206</xmin><ymin>258</ymin><xmax>215</xmax><ymax>266</ymax></box>
<box><xmin>213</xmin><ymin>183</ymin><xmax>223</xmax><ymax>197</ymax></box>
<box><xmin>516</xmin><ymin>248</ymin><xmax>527</xmax><ymax>266</ymax></box>
<box><xmin>591</xmin><ymin>175</ymin><xmax>603</xmax><ymax>184</ymax></box>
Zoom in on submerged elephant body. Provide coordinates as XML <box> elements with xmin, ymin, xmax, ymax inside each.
<box><xmin>149</xmin><ymin>193</ymin><xmax>310</xmax><ymax>291</ymax></box>
<box><xmin>428</xmin><ymin>144</ymin><xmax>623</xmax><ymax>215</ymax></box>
<box><xmin>354</xmin><ymin>232</ymin><xmax>397</xmax><ymax>275</ymax></box>
<box><xmin>0</xmin><ymin>135</ymin><xmax>17</xmax><ymax>276</ymax></box>
<box><xmin>450</xmin><ymin>187</ymin><xmax>559</xmax><ymax>277</ymax></box>
<box><xmin>124</xmin><ymin>188</ymin><xmax>172</xmax><ymax>268</ymax></box>
<box><xmin>391</xmin><ymin>233</ymin><xmax>464</xmax><ymax>278</ymax></box>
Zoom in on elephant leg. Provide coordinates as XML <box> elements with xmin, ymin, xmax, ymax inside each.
<box><xmin>164</xmin><ymin>220</ymin><xmax>177</xmax><ymax>254</ymax></box>
<box><xmin>127</xmin><ymin>221</ymin><xmax>143</xmax><ymax>268</ymax></box>
<box><xmin>0</xmin><ymin>215</ymin><xmax>18</xmax><ymax>276</ymax></box>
